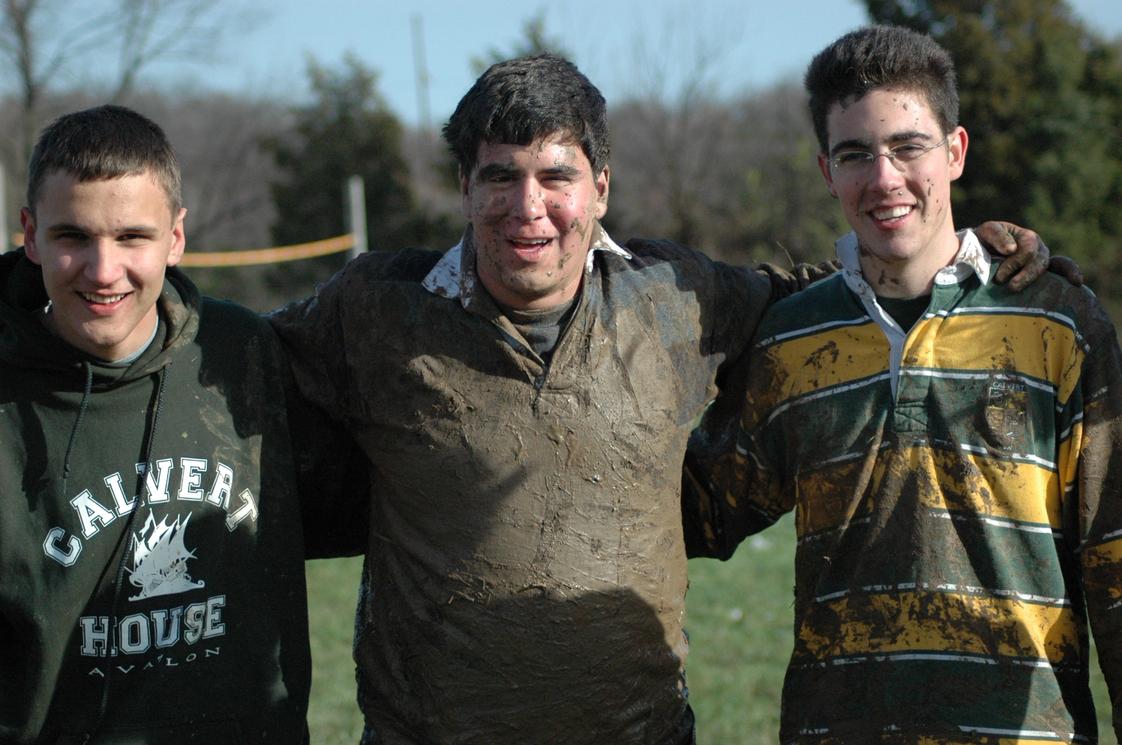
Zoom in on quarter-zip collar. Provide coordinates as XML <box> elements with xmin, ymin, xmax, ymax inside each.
<box><xmin>421</xmin><ymin>221</ymin><xmax>633</xmax><ymax>309</ymax></box>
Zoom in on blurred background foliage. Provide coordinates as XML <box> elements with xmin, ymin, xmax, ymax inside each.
<box><xmin>2</xmin><ymin>0</ymin><xmax>1119</xmax><ymax>314</ymax></box>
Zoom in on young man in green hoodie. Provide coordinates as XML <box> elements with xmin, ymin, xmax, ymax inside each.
<box><xmin>0</xmin><ymin>105</ymin><xmax>351</xmax><ymax>744</ymax></box>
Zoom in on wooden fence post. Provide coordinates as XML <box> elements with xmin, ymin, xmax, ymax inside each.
<box><xmin>0</xmin><ymin>163</ymin><xmax>8</xmax><ymax>253</ymax></box>
<box><xmin>346</xmin><ymin>175</ymin><xmax>367</xmax><ymax>261</ymax></box>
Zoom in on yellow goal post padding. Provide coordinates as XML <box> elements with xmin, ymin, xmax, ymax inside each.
<box><xmin>178</xmin><ymin>234</ymin><xmax>355</xmax><ymax>267</ymax></box>
<box><xmin>5</xmin><ymin>233</ymin><xmax>355</xmax><ymax>267</ymax></box>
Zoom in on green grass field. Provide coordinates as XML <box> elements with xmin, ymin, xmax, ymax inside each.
<box><xmin>306</xmin><ymin>516</ymin><xmax>1117</xmax><ymax>744</ymax></box>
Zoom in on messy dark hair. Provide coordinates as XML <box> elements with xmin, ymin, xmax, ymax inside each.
<box><xmin>443</xmin><ymin>53</ymin><xmax>610</xmax><ymax>177</ymax></box>
<box><xmin>805</xmin><ymin>25</ymin><xmax>959</xmax><ymax>153</ymax></box>
<box><xmin>26</xmin><ymin>104</ymin><xmax>182</xmax><ymax>215</ymax></box>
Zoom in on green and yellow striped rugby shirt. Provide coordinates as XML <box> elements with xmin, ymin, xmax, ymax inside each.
<box><xmin>700</xmin><ymin>230</ymin><xmax>1122</xmax><ymax>744</ymax></box>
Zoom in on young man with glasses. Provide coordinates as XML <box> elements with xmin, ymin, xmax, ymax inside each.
<box><xmin>689</xmin><ymin>25</ymin><xmax>1122</xmax><ymax>742</ymax></box>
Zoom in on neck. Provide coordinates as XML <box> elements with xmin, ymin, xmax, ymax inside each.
<box><xmin>859</xmin><ymin>227</ymin><xmax>961</xmax><ymax>299</ymax></box>
<box><xmin>41</xmin><ymin>305</ymin><xmax>160</xmax><ymax>363</ymax></box>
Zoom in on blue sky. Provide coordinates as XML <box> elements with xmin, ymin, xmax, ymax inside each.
<box><xmin>128</xmin><ymin>0</ymin><xmax>1122</xmax><ymax>125</ymax></box>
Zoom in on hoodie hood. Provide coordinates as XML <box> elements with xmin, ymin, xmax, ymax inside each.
<box><xmin>0</xmin><ymin>248</ymin><xmax>200</xmax><ymax>385</ymax></box>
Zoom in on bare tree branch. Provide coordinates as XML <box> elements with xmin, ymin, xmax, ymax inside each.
<box><xmin>110</xmin><ymin>0</ymin><xmax>261</xmax><ymax>100</ymax></box>
<box><xmin>0</xmin><ymin>0</ymin><xmax>263</xmax><ymax>235</ymax></box>
<box><xmin>609</xmin><ymin>7</ymin><xmax>745</xmax><ymax>247</ymax></box>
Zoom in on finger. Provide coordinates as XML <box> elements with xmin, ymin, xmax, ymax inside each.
<box><xmin>992</xmin><ymin>247</ymin><xmax>1028</xmax><ymax>284</ymax></box>
<box><xmin>975</xmin><ymin>220</ymin><xmax>1018</xmax><ymax>256</ymax></box>
<box><xmin>1047</xmin><ymin>255</ymin><xmax>1084</xmax><ymax>287</ymax></box>
<box><xmin>1002</xmin><ymin>237</ymin><xmax>1050</xmax><ymax>291</ymax></box>
<box><xmin>983</xmin><ymin>225</ymin><xmax>1030</xmax><ymax>284</ymax></box>
<box><xmin>989</xmin><ymin>225</ymin><xmax>1041</xmax><ymax>285</ymax></box>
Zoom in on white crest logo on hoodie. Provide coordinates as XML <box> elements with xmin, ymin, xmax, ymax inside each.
<box><xmin>127</xmin><ymin>511</ymin><xmax>206</xmax><ymax>601</ymax></box>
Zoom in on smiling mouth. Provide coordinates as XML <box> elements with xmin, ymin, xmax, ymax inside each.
<box><xmin>506</xmin><ymin>237</ymin><xmax>555</xmax><ymax>261</ymax></box>
<box><xmin>79</xmin><ymin>291</ymin><xmax>129</xmax><ymax>305</ymax></box>
<box><xmin>509</xmin><ymin>237</ymin><xmax>551</xmax><ymax>249</ymax></box>
<box><xmin>871</xmin><ymin>205</ymin><xmax>913</xmax><ymax>221</ymax></box>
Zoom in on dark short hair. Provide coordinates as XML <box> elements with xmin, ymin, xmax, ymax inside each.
<box><xmin>804</xmin><ymin>25</ymin><xmax>959</xmax><ymax>153</ymax></box>
<box><xmin>26</xmin><ymin>104</ymin><xmax>182</xmax><ymax>215</ymax></box>
<box><xmin>443</xmin><ymin>53</ymin><xmax>610</xmax><ymax>177</ymax></box>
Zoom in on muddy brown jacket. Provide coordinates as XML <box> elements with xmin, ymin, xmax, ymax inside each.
<box><xmin>270</xmin><ymin>227</ymin><xmax>786</xmax><ymax>744</ymax></box>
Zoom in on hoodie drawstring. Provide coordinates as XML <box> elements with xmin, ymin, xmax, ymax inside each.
<box><xmin>89</xmin><ymin>363</ymin><xmax>169</xmax><ymax>736</ymax></box>
<box><xmin>60</xmin><ymin>362</ymin><xmax>94</xmax><ymax>493</ymax></box>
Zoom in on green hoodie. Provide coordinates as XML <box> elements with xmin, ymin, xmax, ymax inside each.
<box><xmin>0</xmin><ymin>249</ymin><xmax>312</xmax><ymax>744</ymax></box>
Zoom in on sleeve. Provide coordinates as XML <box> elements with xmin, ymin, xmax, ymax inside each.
<box><xmin>679</xmin><ymin>253</ymin><xmax>835</xmax><ymax>558</ymax></box>
<box><xmin>683</xmin><ymin>336</ymin><xmax>795</xmax><ymax>560</ymax></box>
<box><xmin>268</xmin><ymin>264</ymin><xmax>371</xmax><ymax>559</ymax></box>
<box><xmin>284</xmin><ymin>371</ymin><xmax>370</xmax><ymax>559</ymax></box>
<box><xmin>267</xmin><ymin>264</ymin><xmax>356</xmax><ymax>424</ymax></box>
<box><xmin>1069</xmin><ymin>300</ymin><xmax>1122</xmax><ymax>736</ymax></box>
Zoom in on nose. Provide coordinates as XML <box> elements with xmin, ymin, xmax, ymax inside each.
<box><xmin>868</xmin><ymin>151</ymin><xmax>906</xmax><ymax>191</ymax></box>
<box><xmin>84</xmin><ymin>239</ymin><xmax>125</xmax><ymax>285</ymax></box>
<box><xmin>512</xmin><ymin>178</ymin><xmax>545</xmax><ymax>221</ymax></box>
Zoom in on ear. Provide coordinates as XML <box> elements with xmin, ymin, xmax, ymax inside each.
<box><xmin>459</xmin><ymin>167</ymin><xmax>473</xmax><ymax>220</ymax></box>
<box><xmin>166</xmin><ymin>207</ymin><xmax>187</xmax><ymax>267</ymax></box>
<box><xmin>817</xmin><ymin>153</ymin><xmax>838</xmax><ymax>199</ymax></box>
<box><xmin>947</xmin><ymin>125</ymin><xmax>968</xmax><ymax>182</ymax></box>
<box><xmin>20</xmin><ymin>207</ymin><xmax>41</xmax><ymax>264</ymax></box>
<box><xmin>594</xmin><ymin>165</ymin><xmax>610</xmax><ymax>220</ymax></box>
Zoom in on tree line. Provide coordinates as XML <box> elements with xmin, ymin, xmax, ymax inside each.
<box><xmin>2</xmin><ymin>0</ymin><xmax>1120</xmax><ymax>317</ymax></box>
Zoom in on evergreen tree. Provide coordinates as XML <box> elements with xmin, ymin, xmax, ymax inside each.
<box><xmin>262</xmin><ymin>53</ymin><xmax>457</xmax><ymax>296</ymax></box>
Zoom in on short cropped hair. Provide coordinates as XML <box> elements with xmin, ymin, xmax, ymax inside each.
<box><xmin>26</xmin><ymin>104</ymin><xmax>182</xmax><ymax>216</ymax></box>
<box><xmin>804</xmin><ymin>25</ymin><xmax>959</xmax><ymax>153</ymax></box>
<box><xmin>443</xmin><ymin>53</ymin><xmax>610</xmax><ymax>177</ymax></box>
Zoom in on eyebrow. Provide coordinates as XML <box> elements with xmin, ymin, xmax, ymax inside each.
<box><xmin>476</xmin><ymin>163</ymin><xmax>519</xmax><ymax>181</ymax></box>
<box><xmin>474</xmin><ymin>163</ymin><xmax>583</xmax><ymax>181</ymax></box>
<box><xmin>829</xmin><ymin>130</ymin><xmax>937</xmax><ymax>157</ymax></box>
<box><xmin>541</xmin><ymin>164</ymin><xmax>583</xmax><ymax>178</ymax></box>
<box><xmin>45</xmin><ymin>222</ymin><xmax>159</xmax><ymax>236</ymax></box>
<box><xmin>44</xmin><ymin>223</ymin><xmax>91</xmax><ymax>235</ymax></box>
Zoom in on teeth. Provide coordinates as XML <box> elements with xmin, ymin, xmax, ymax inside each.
<box><xmin>872</xmin><ymin>205</ymin><xmax>912</xmax><ymax>220</ymax></box>
<box><xmin>80</xmin><ymin>292</ymin><xmax>127</xmax><ymax>304</ymax></box>
<box><xmin>512</xmin><ymin>239</ymin><xmax>549</xmax><ymax>246</ymax></box>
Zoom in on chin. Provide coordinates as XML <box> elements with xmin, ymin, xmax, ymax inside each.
<box><xmin>862</xmin><ymin>237</ymin><xmax>919</xmax><ymax>262</ymax></box>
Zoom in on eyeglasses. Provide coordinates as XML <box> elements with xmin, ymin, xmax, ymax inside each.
<box><xmin>829</xmin><ymin>138</ymin><xmax>949</xmax><ymax>175</ymax></box>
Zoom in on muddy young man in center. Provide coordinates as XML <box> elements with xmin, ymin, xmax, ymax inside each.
<box><xmin>270</xmin><ymin>54</ymin><xmax>1054</xmax><ymax>744</ymax></box>
<box><xmin>689</xmin><ymin>25</ymin><xmax>1122</xmax><ymax>743</ymax></box>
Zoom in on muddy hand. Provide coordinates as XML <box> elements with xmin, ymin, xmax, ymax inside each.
<box><xmin>977</xmin><ymin>221</ymin><xmax>1050</xmax><ymax>291</ymax></box>
<box><xmin>1045</xmin><ymin>255</ymin><xmax>1084</xmax><ymax>288</ymax></box>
